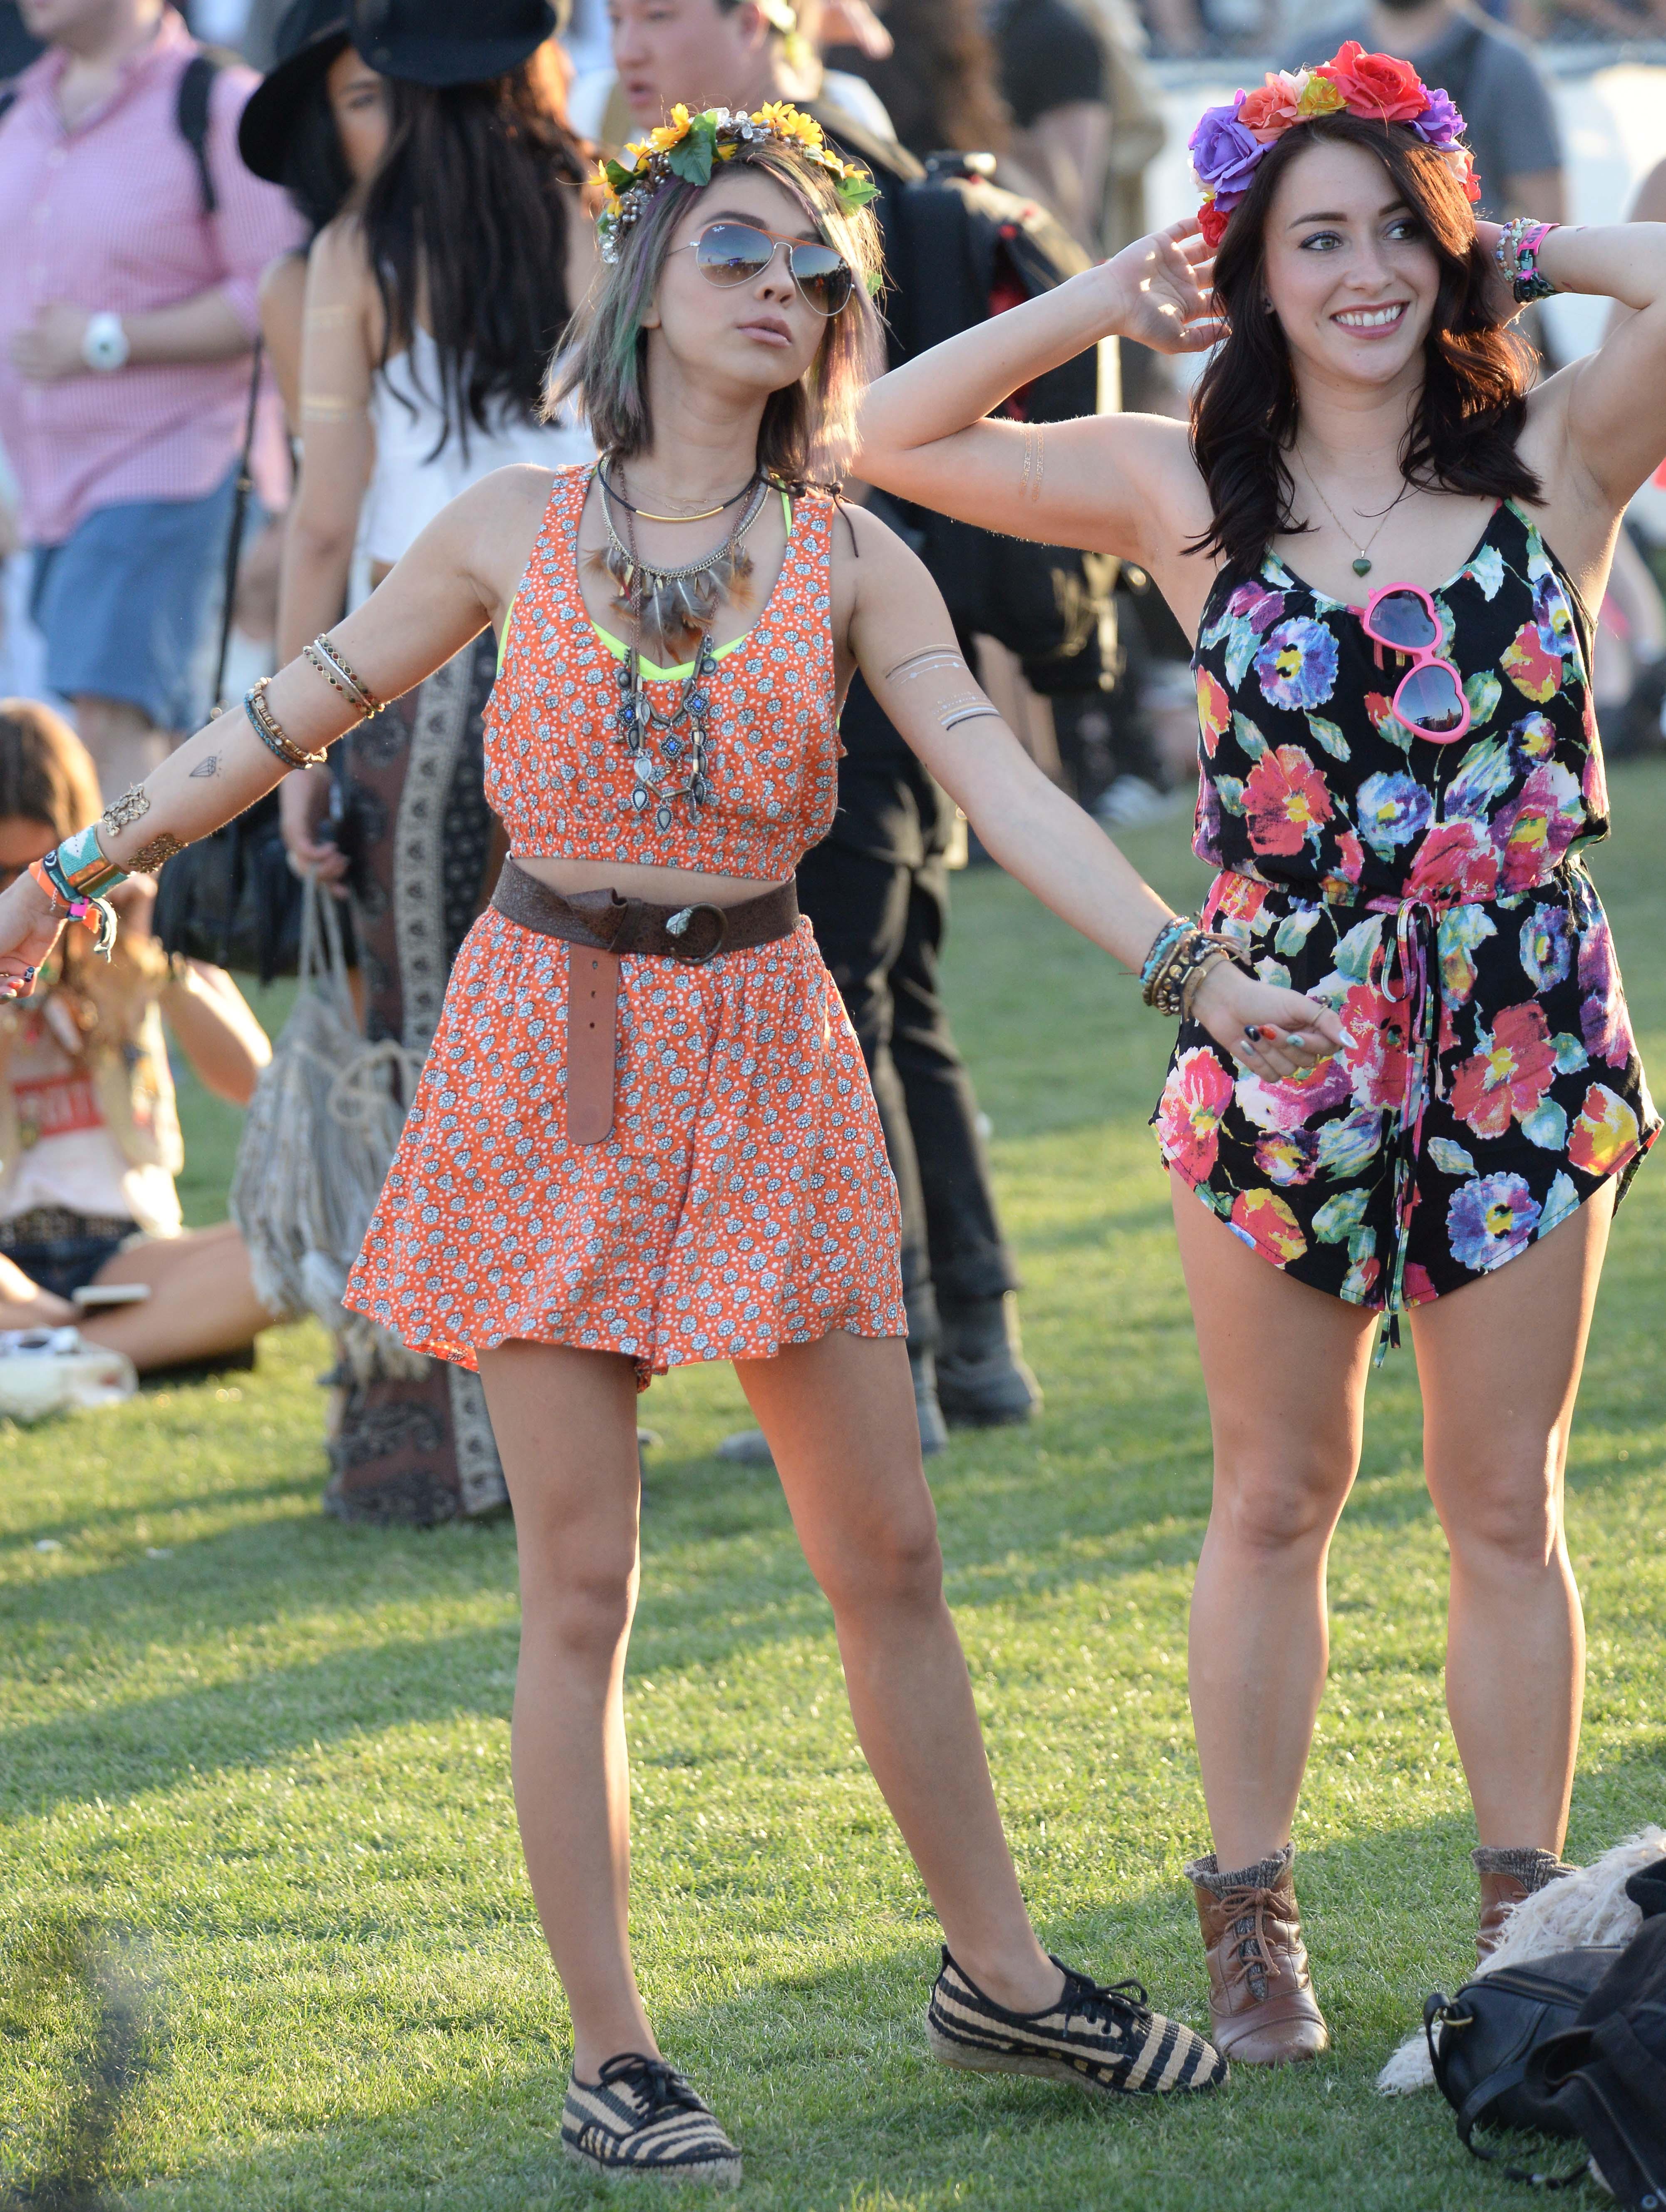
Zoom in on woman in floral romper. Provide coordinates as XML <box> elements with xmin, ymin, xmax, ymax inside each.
<box><xmin>857</xmin><ymin>47</ymin><xmax>1661</xmax><ymax>2064</ymax></box>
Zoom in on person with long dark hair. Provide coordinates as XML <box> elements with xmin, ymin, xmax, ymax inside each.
<box><xmin>238</xmin><ymin>0</ymin><xmax>392</xmax><ymax>426</ymax></box>
<box><xmin>265</xmin><ymin>0</ymin><xmax>593</xmax><ymax>1523</ymax></box>
<box><xmin>0</xmin><ymin>103</ymin><xmax>1266</xmax><ymax>2177</ymax></box>
<box><xmin>855</xmin><ymin>48</ymin><xmax>1660</xmax><ymax>2064</ymax></box>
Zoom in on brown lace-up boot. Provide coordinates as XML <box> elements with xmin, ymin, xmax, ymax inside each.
<box><xmin>1474</xmin><ymin>1846</ymin><xmax>1577</xmax><ymax>1964</ymax></box>
<box><xmin>1187</xmin><ymin>1843</ymin><xmax>1330</xmax><ymax>2066</ymax></box>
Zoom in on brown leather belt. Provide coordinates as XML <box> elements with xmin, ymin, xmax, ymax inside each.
<box><xmin>490</xmin><ymin>856</ymin><xmax>800</xmax><ymax>1144</ymax></box>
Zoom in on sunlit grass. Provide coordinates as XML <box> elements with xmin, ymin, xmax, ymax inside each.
<box><xmin>2</xmin><ymin>767</ymin><xmax>1661</xmax><ymax>2209</ymax></box>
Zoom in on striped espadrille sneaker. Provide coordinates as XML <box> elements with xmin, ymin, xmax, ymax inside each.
<box><xmin>927</xmin><ymin>1947</ymin><xmax>1227</xmax><ymax>2096</ymax></box>
<box><xmin>560</xmin><ymin>2051</ymin><xmax>741</xmax><ymax>2187</ymax></box>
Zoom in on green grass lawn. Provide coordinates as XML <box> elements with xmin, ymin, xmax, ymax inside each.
<box><xmin>3</xmin><ymin>767</ymin><xmax>1664</xmax><ymax>2211</ymax></box>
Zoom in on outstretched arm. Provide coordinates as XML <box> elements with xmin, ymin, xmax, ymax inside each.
<box><xmin>842</xmin><ymin>511</ymin><xmax>1342</xmax><ymax>1082</ymax></box>
<box><xmin>854</xmin><ymin>221</ymin><xmax>1221</xmax><ymax>578</ymax></box>
<box><xmin>0</xmin><ymin>477</ymin><xmax>510</xmax><ymax>998</ymax></box>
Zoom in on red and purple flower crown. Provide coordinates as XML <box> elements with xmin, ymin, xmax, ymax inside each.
<box><xmin>1188</xmin><ymin>42</ymin><xmax>1480</xmax><ymax>250</ymax></box>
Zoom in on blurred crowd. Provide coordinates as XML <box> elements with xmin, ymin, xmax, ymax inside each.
<box><xmin>1</xmin><ymin>0</ymin><xmax>1664</xmax><ymax>1500</ymax></box>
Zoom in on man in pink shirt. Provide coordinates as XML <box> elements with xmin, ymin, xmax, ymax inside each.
<box><xmin>0</xmin><ymin>0</ymin><xmax>301</xmax><ymax>791</ymax></box>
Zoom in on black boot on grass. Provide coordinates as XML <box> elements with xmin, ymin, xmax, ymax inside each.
<box><xmin>934</xmin><ymin>1293</ymin><xmax>1040</xmax><ymax>1427</ymax></box>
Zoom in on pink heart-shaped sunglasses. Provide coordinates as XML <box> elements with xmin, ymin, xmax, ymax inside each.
<box><xmin>1361</xmin><ymin>582</ymin><xmax>1471</xmax><ymax>743</ymax></box>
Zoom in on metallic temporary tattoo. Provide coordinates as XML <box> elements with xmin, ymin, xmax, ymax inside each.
<box><xmin>299</xmin><ymin>393</ymin><xmax>364</xmax><ymax>421</ymax></box>
<box><xmin>101</xmin><ymin>784</ymin><xmax>151</xmax><ymax>835</ymax></box>
<box><xmin>941</xmin><ymin>699</ymin><xmax>1001</xmax><ymax>730</ymax></box>
<box><xmin>1020</xmin><ymin>424</ymin><xmax>1045</xmax><ymax>505</ymax></box>
<box><xmin>884</xmin><ymin>648</ymin><xmax>970</xmax><ymax>685</ymax></box>
<box><xmin>128</xmin><ymin>832</ymin><xmax>186</xmax><ymax>874</ymax></box>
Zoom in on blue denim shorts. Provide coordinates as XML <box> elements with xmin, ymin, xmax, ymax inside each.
<box><xmin>30</xmin><ymin>468</ymin><xmax>239</xmax><ymax>733</ymax></box>
<box><xmin>0</xmin><ymin>1209</ymin><xmax>138</xmax><ymax>1301</ymax></box>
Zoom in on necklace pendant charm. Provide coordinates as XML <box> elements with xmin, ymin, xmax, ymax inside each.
<box><xmin>1352</xmin><ymin>555</ymin><xmax>1373</xmax><ymax>577</ymax></box>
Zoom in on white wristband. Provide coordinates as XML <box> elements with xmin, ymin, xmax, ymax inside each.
<box><xmin>82</xmin><ymin>311</ymin><xmax>130</xmax><ymax>373</ymax></box>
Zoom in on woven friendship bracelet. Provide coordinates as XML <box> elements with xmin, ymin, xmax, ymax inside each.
<box><xmin>245</xmin><ymin>678</ymin><xmax>329</xmax><ymax>770</ymax></box>
<box><xmin>27</xmin><ymin>860</ymin><xmax>119</xmax><ymax>956</ymax></box>
<box><xmin>51</xmin><ymin>820</ymin><xmax>128</xmax><ymax>900</ymax></box>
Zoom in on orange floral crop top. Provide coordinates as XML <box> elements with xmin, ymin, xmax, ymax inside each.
<box><xmin>483</xmin><ymin>464</ymin><xmax>843</xmax><ymax>879</ymax></box>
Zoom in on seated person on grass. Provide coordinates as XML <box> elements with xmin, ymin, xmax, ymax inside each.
<box><xmin>0</xmin><ymin>699</ymin><xmax>277</xmax><ymax>1370</ymax></box>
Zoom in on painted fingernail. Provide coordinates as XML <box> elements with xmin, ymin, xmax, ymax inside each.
<box><xmin>1244</xmin><ymin>1023</ymin><xmax>1266</xmax><ymax>1042</ymax></box>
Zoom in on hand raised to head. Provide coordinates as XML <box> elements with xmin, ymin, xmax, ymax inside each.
<box><xmin>1098</xmin><ymin>220</ymin><xmax>1225</xmax><ymax>356</ymax></box>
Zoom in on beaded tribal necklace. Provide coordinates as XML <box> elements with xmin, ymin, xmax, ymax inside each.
<box><xmin>595</xmin><ymin>462</ymin><xmax>771</xmax><ymax>832</ymax></box>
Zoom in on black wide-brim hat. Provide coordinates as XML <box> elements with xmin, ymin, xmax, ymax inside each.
<box><xmin>238</xmin><ymin>0</ymin><xmax>351</xmax><ymax>184</ymax></box>
<box><xmin>347</xmin><ymin>0</ymin><xmax>561</xmax><ymax>89</ymax></box>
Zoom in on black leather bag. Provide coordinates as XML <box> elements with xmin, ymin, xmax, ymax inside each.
<box><xmin>151</xmin><ymin>789</ymin><xmax>306</xmax><ymax>984</ymax></box>
<box><xmin>1523</xmin><ymin>1863</ymin><xmax>1666</xmax><ymax>2212</ymax></box>
<box><xmin>1425</xmin><ymin>1947</ymin><xmax>1625</xmax><ymax>2185</ymax></box>
<box><xmin>152</xmin><ymin>336</ymin><xmax>310</xmax><ymax>984</ymax></box>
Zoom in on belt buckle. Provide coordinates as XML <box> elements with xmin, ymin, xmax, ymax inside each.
<box><xmin>664</xmin><ymin>903</ymin><xmax>727</xmax><ymax>965</ymax></box>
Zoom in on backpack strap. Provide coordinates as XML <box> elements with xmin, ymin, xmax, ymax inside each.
<box><xmin>175</xmin><ymin>51</ymin><xmax>222</xmax><ymax>217</ymax></box>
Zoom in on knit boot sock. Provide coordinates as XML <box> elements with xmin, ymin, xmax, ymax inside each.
<box><xmin>1187</xmin><ymin>1843</ymin><xmax>1330</xmax><ymax>2066</ymax></box>
<box><xmin>1474</xmin><ymin>1845</ymin><xmax>1579</xmax><ymax>1962</ymax></box>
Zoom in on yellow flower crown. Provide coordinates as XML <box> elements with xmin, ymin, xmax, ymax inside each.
<box><xmin>595</xmin><ymin>103</ymin><xmax>878</xmax><ymax>266</ymax></box>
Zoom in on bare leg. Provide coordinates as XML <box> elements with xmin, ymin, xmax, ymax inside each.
<box><xmin>737</xmin><ymin>1330</ymin><xmax>1061</xmax><ymax>2011</ymax></box>
<box><xmin>475</xmin><ymin>1340</ymin><xmax>656</xmax><ymax>2079</ymax></box>
<box><xmin>1171</xmin><ymin>1178</ymin><xmax>1377</xmax><ymax>1868</ymax></box>
<box><xmin>74</xmin><ymin>1223</ymin><xmax>275</xmax><ymax>1372</ymax></box>
<box><xmin>70</xmin><ymin>694</ymin><xmax>171</xmax><ymax>798</ymax></box>
<box><xmin>1412</xmin><ymin>1187</ymin><xmax>1613</xmax><ymax>1853</ymax></box>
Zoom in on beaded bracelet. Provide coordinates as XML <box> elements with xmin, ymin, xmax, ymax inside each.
<box><xmin>1495</xmin><ymin>217</ymin><xmax>1558</xmax><ymax>305</ymax></box>
<box><xmin>1139</xmin><ymin>916</ymin><xmax>1243</xmax><ymax>1018</ymax></box>
<box><xmin>302</xmin><ymin>634</ymin><xmax>378</xmax><ymax>718</ymax></box>
<box><xmin>245</xmin><ymin>678</ymin><xmax>329</xmax><ymax>770</ymax></box>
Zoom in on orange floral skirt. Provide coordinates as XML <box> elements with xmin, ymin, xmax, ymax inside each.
<box><xmin>344</xmin><ymin>908</ymin><xmax>906</xmax><ymax>1382</ymax></box>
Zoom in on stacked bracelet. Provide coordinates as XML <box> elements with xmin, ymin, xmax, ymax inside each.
<box><xmin>245</xmin><ymin>677</ymin><xmax>329</xmax><ymax>769</ymax></box>
<box><xmin>49</xmin><ymin>821</ymin><xmax>128</xmax><ymax>899</ymax></box>
<box><xmin>1140</xmin><ymin>916</ymin><xmax>1242</xmax><ymax>1018</ymax></box>
<box><xmin>302</xmin><ymin>634</ymin><xmax>378</xmax><ymax>718</ymax></box>
<box><xmin>1495</xmin><ymin>217</ymin><xmax>1558</xmax><ymax>305</ymax></box>
<box><xmin>27</xmin><ymin>859</ymin><xmax>119</xmax><ymax>957</ymax></box>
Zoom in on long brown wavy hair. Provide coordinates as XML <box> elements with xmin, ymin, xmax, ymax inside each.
<box><xmin>361</xmin><ymin>47</ymin><xmax>589</xmax><ymax>458</ymax></box>
<box><xmin>1190</xmin><ymin>111</ymin><xmax>1541</xmax><ymax>577</ymax></box>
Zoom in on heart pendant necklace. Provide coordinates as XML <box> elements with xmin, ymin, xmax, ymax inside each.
<box><xmin>1296</xmin><ymin>456</ymin><xmax>1410</xmax><ymax>579</ymax></box>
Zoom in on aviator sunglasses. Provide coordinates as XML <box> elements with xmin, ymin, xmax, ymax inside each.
<box><xmin>674</xmin><ymin>219</ymin><xmax>855</xmax><ymax>317</ymax></box>
<box><xmin>1360</xmin><ymin>580</ymin><xmax>1471</xmax><ymax>742</ymax></box>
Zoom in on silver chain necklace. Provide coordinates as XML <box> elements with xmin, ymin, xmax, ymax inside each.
<box><xmin>1295</xmin><ymin>453</ymin><xmax>1412</xmax><ymax>579</ymax></box>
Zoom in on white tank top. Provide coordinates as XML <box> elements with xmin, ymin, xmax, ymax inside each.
<box><xmin>360</xmin><ymin>327</ymin><xmax>594</xmax><ymax>567</ymax></box>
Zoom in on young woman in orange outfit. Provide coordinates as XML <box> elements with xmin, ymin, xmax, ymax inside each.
<box><xmin>0</xmin><ymin>105</ymin><xmax>1333</xmax><ymax>2181</ymax></box>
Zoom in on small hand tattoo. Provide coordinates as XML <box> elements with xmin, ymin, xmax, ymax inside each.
<box><xmin>188</xmin><ymin>755</ymin><xmax>221</xmax><ymax>779</ymax></box>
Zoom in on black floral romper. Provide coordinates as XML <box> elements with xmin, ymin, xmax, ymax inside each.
<box><xmin>1153</xmin><ymin>500</ymin><xmax>1657</xmax><ymax>1336</ymax></box>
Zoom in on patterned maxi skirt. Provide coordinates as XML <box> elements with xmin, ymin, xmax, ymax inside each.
<box><xmin>327</xmin><ymin>630</ymin><xmax>509</xmax><ymax>1523</ymax></box>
